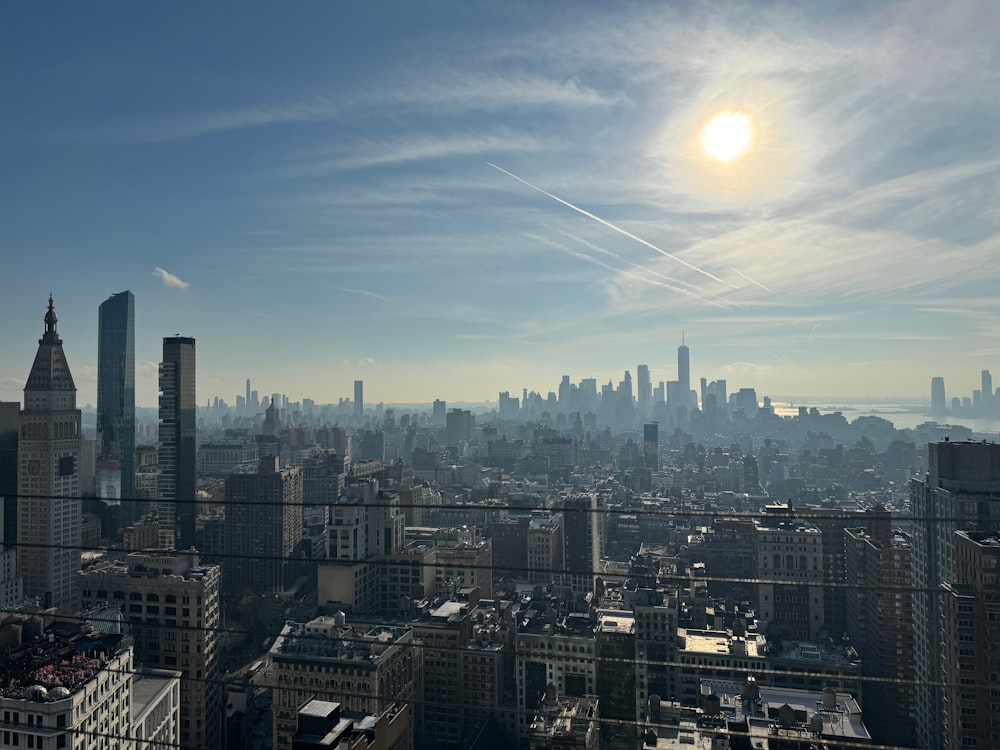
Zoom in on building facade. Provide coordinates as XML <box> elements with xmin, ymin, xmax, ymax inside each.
<box><xmin>79</xmin><ymin>550</ymin><xmax>222</xmax><ymax>750</ymax></box>
<box><xmin>17</xmin><ymin>296</ymin><xmax>81</xmax><ymax>612</ymax></box>
<box><xmin>940</xmin><ymin>531</ymin><xmax>1000</xmax><ymax>750</ymax></box>
<box><xmin>753</xmin><ymin>512</ymin><xmax>824</xmax><ymax>641</ymax></box>
<box><xmin>223</xmin><ymin>456</ymin><xmax>304</xmax><ymax>595</ymax></box>
<box><xmin>844</xmin><ymin>512</ymin><xmax>915</xmax><ymax>747</ymax></box>
<box><xmin>562</xmin><ymin>495</ymin><xmax>599</xmax><ymax>596</ymax></box>
<box><xmin>911</xmin><ymin>440</ymin><xmax>1000</xmax><ymax>749</ymax></box>
<box><xmin>157</xmin><ymin>336</ymin><xmax>196</xmax><ymax>549</ymax></box>
<box><xmin>96</xmin><ymin>290</ymin><xmax>135</xmax><ymax>524</ymax></box>
<box><xmin>0</xmin><ymin>624</ymin><xmax>179</xmax><ymax>750</ymax></box>
<box><xmin>266</xmin><ymin>614</ymin><xmax>417</xmax><ymax>750</ymax></box>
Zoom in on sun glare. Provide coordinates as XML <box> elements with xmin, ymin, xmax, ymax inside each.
<box><xmin>700</xmin><ymin>110</ymin><xmax>754</xmax><ymax>163</ymax></box>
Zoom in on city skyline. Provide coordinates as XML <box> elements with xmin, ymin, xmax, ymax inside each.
<box><xmin>2</xmin><ymin>2</ymin><xmax>1000</xmax><ymax>405</ymax></box>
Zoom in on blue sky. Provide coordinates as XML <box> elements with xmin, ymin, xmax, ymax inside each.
<box><xmin>2</xmin><ymin>1</ymin><xmax>999</xmax><ymax>408</ymax></box>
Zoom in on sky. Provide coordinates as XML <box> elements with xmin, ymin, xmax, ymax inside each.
<box><xmin>2</xmin><ymin>1</ymin><xmax>1000</xmax><ymax>408</ymax></box>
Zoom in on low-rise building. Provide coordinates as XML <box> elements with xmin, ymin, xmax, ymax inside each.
<box><xmin>528</xmin><ymin>695</ymin><xmax>599</xmax><ymax>750</ymax></box>
<box><xmin>79</xmin><ymin>549</ymin><xmax>222</xmax><ymax>749</ymax></box>
<box><xmin>265</xmin><ymin>614</ymin><xmax>418</xmax><ymax>750</ymax></box>
<box><xmin>516</xmin><ymin>606</ymin><xmax>597</xmax><ymax>740</ymax></box>
<box><xmin>289</xmin><ymin>699</ymin><xmax>411</xmax><ymax>750</ymax></box>
<box><xmin>0</xmin><ymin>622</ymin><xmax>180</xmax><ymax>750</ymax></box>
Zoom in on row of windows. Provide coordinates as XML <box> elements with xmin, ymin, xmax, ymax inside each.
<box><xmin>0</xmin><ymin>731</ymin><xmax>67</xmax><ymax>749</ymax></box>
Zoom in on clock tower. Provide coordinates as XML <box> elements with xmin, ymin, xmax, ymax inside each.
<box><xmin>17</xmin><ymin>295</ymin><xmax>81</xmax><ymax>612</ymax></box>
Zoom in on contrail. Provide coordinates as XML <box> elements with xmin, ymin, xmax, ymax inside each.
<box><xmin>809</xmin><ymin>322</ymin><xmax>823</xmax><ymax>347</ymax></box>
<box><xmin>487</xmin><ymin>162</ymin><xmax>729</xmax><ymax>286</ymax></box>
<box><xmin>552</xmin><ymin>226</ymin><xmax>740</xmax><ymax>309</ymax></box>
<box><xmin>526</xmin><ymin>233</ymin><xmax>732</xmax><ymax>310</ymax></box>
<box><xmin>730</xmin><ymin>267</ymin><xmax>771</xmax><ymax>292</ymax></box>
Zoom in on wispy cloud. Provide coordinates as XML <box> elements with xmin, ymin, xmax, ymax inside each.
<box><xmin>361</xmin><ymin>71</ymin><xmax>624</xmax><ymax>113</ymax></box>
<box><xmin>340</xmin><ymin>287</ymin><xmax>390</xmax><ymax>302</ymax></box>
<box><xmin>80</xmin><ymin>99</ymin><xmax>339</xmax><ymax>144</ymax></box>
<box><xmin>286</xmin><ymin>133</ymin><xmax>545</xmax><ymax>177</ymax></box>
<box><xmin>254</xmin><ymin>312</ymin><xmax>286</xmax><ymax>322</ymax></box>
<box><xmin>75</xmin><ymin>70</ymin><xmax>616</xmax><ymax>146</ymax></box>
<box><xmin>720</xmin><ymin>362</ymin><xmax>775</xmax><ymax>377</ymax></box>
<box><xmin>153</xmin><ymin>267</ymin><xmax>189</xmax><ymax>289</ymax></box>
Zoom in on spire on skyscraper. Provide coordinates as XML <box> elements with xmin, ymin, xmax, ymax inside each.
<box><xmin>43</xmin><ymin>293</ymin><xmax>58</xmax><ymax>339</ymax></box>
<box><xmin>26</xmin><ymin>295</ymin><xmax>75</xmax><ymax>392</ymax></box>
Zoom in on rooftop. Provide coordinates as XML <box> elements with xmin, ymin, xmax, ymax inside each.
<box><xmin>131</xmin><ymin>669</ymin><xmax>179</xmax><ymax>719</ymax></box>
<box><xmin>0</xmin><ymin>626</ymin><xmax>127</xmax><ymax>702</ymax></box>
<box><xmin>598</xmin><ymin>610</ymin><xmax>635</xmax><ymax>636</ymax></box>
<box><xmin>271</xmin><ymin>617</ymin><xmax>408</xmax><ymax>664</ymax></box>
<box><xmin>703</xmin><ymin>679</ymin><xmax>870</xmax><ymax>741</ymax></box>
<box><xmin>529</xmin><ymin>696</ymin><xmax>599</xmax><ymax>738</ymax></box>
<box><xmin>770</xmin><ymin>639</ymin><xmax>860</xmax><ymax>667</ymax></box>
<box><xmin>679</xmin><ymin>629</ymin><xmax>765</xmax><ymax>658</ymax></box>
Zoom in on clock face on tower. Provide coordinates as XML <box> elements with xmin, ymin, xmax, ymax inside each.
<box><xmin>28</xmin><ymin>459</ymin><xmax>40</xmax><ymax>476</ymax></box>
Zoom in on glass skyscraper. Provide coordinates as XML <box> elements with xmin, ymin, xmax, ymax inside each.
<box><xmin>96</xmin><ymin>290</ymin><xmax>135</xmax><ymax>522</ymax></box>
<box><xmin>158</xmin><ymin>335</ymin><xmax>197</xmax><ymax>550</ymax></box>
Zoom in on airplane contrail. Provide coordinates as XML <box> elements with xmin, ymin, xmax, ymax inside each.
<box><xmin>809</xmin><ymin>322</ymin><xmax>823</xmax><ymax>347</ymax></box>
<box><xmin>552</xmin><ymin>226</ymin><xmax>740</xmax><ymax>309</ymax></box>
<box><xmin>526</xmin><ymin>233</ymin><xmax>732</xmax><ymax>310</ymax></box>
<box><xmin>730</xmin><ymin>267</ymin><xmax>771</xmax><ymax>292</ymax></box>
<box><xmin>487</xmin><ymin>162</ymin><xmax>730</xmax><ymax>286</ymax></box>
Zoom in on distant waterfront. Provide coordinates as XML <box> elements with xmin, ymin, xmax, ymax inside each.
<box><xmin>771</xmin><ymin>400</ymin><xmax>1000</xmax><ymax>435</ymax></box>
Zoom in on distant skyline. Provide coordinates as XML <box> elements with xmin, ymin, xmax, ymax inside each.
<box><xmin>3</xmin><ymin>2</ymin><xmax>999</xmax><ymax>406</ymax></box>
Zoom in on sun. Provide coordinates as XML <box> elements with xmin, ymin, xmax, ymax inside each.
<box><xmin>700</xmin><ymin>110</ymin><xmax>754</xmax><ymax>163</ymax></box>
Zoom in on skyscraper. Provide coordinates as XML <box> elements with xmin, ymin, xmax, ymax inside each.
<box><xmin>562</xmin><ymin>494</ymin><xmax>599</xmax><ymax>596</ymax></box>
<box><xmin>17</xmin><ymin>295</ymin><xmax>81</xmax><ymax>611</ymax></box>
<box><xmin>223</xmin><ymin>456</ymin><xmax>303</xmax><ymax>595</ymax></box>
<box><xmin>0</xmin><ymin>402</ymin><xmax>19</xmax><ymax>547</ymax></box>
<box><xmin>941</xmin><ymin>531</ymin><xmax>1000</xmax><ymax>749</ymax></box>
<box><xmin>910</xmin><ymin>440</ymin><xmax>1000</xmax><ymax>749</ymax></box>
<box><xmin>636</xmin><ymin>364</ymin><xmax>651</xmax><ymax>418</ymax></box>
<box><xmin>677</xmin><ymin>338</ymin><xmax>691</xmax><ymax>408</ymax></box>
<box><xmin>930</xmin><ymin>376</ymin><xmax>947</xmax><ymax>417</ymax></box>
<box><xmin>433</xmin><ymin>398</ymin><xmax>446</xmax><ymax>425</ymax></box>
<box><xmin>354</xmin><ymin>379</ymin><xmax>364</xmax><ymax>420</ymax></box>
<box><xmin>643</xmin><ymin>422</ymin><xmax>658</xmax><ymax>471</ymax></box>
<box><xmin>96</xmin><ymin>290</ymin><xmax>135</xmax><ymax>523</ymax></box>
<box><xmin>844</xmin><ymin>511</ymin><xmax>915</xmax><ymax>746</ymax></box>
<box><xmin>981</xmin><ymin>370</ymin><xmax>992</xmax><ymax>410</ymax></box>
<box><xmin>158</xmin><ymin>336</ymin><xmax>196</xmax><ymax>550</ymax></box>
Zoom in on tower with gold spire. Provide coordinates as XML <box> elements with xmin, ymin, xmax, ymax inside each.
<box><xmin>18</xmin><ymin>295</ymin><xmax>81</xmax><ymax>611</ymax></box>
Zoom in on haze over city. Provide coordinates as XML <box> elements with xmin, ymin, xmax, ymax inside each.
<box><xmin>3</xmin><ymin>1</ymin><xmax>1000</xmax><ymax>407</ymax></box>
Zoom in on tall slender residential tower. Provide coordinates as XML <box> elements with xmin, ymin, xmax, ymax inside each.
<box><xmin>18</xmin><ymin>295</ymin><xmax>81</xmax><ymax>611</ymax></box>
<box><xmin>354</xmin><ymin>379</ymin><xmax>364</xmax><ymax>420</ymax></box>
<box><xmin>0</xmin><ymin>402</ymin><xmax>19</xmax><ymax>547</ymax></box>
<box><xmin>158</xmin><ymin>336</ymin><xmax>197</xmax><ymax>550</ymax></box>
<box><xmin>96</xmin><ymin>290</ymin><xmax>135</xmax><ymax>523</ymax></box>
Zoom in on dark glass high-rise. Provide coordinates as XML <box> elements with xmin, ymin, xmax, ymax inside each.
<box><xmin>159</xmin><ymin>336</ymin><xmax>196</xmax><ymax>549</ymax></box>
<box><xmin>96</xmin><ymin>290</ymin><xmax>135</xmax><ymax>527</ymax></box>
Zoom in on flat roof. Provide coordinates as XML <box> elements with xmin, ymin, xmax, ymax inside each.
<box><xmin>300</xmin><ymin>699</ymin><xmax>340</xmax><ymax>718</ymax></box>
<box><xmin>597</xmin><ymin>610</ymin><xmax>634</xmax><ymax>635</ymax></box>
<box><xmin>131</xmin><ymin>671</ymin><xmax>178</xmax><ymax>720</ymax></box>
